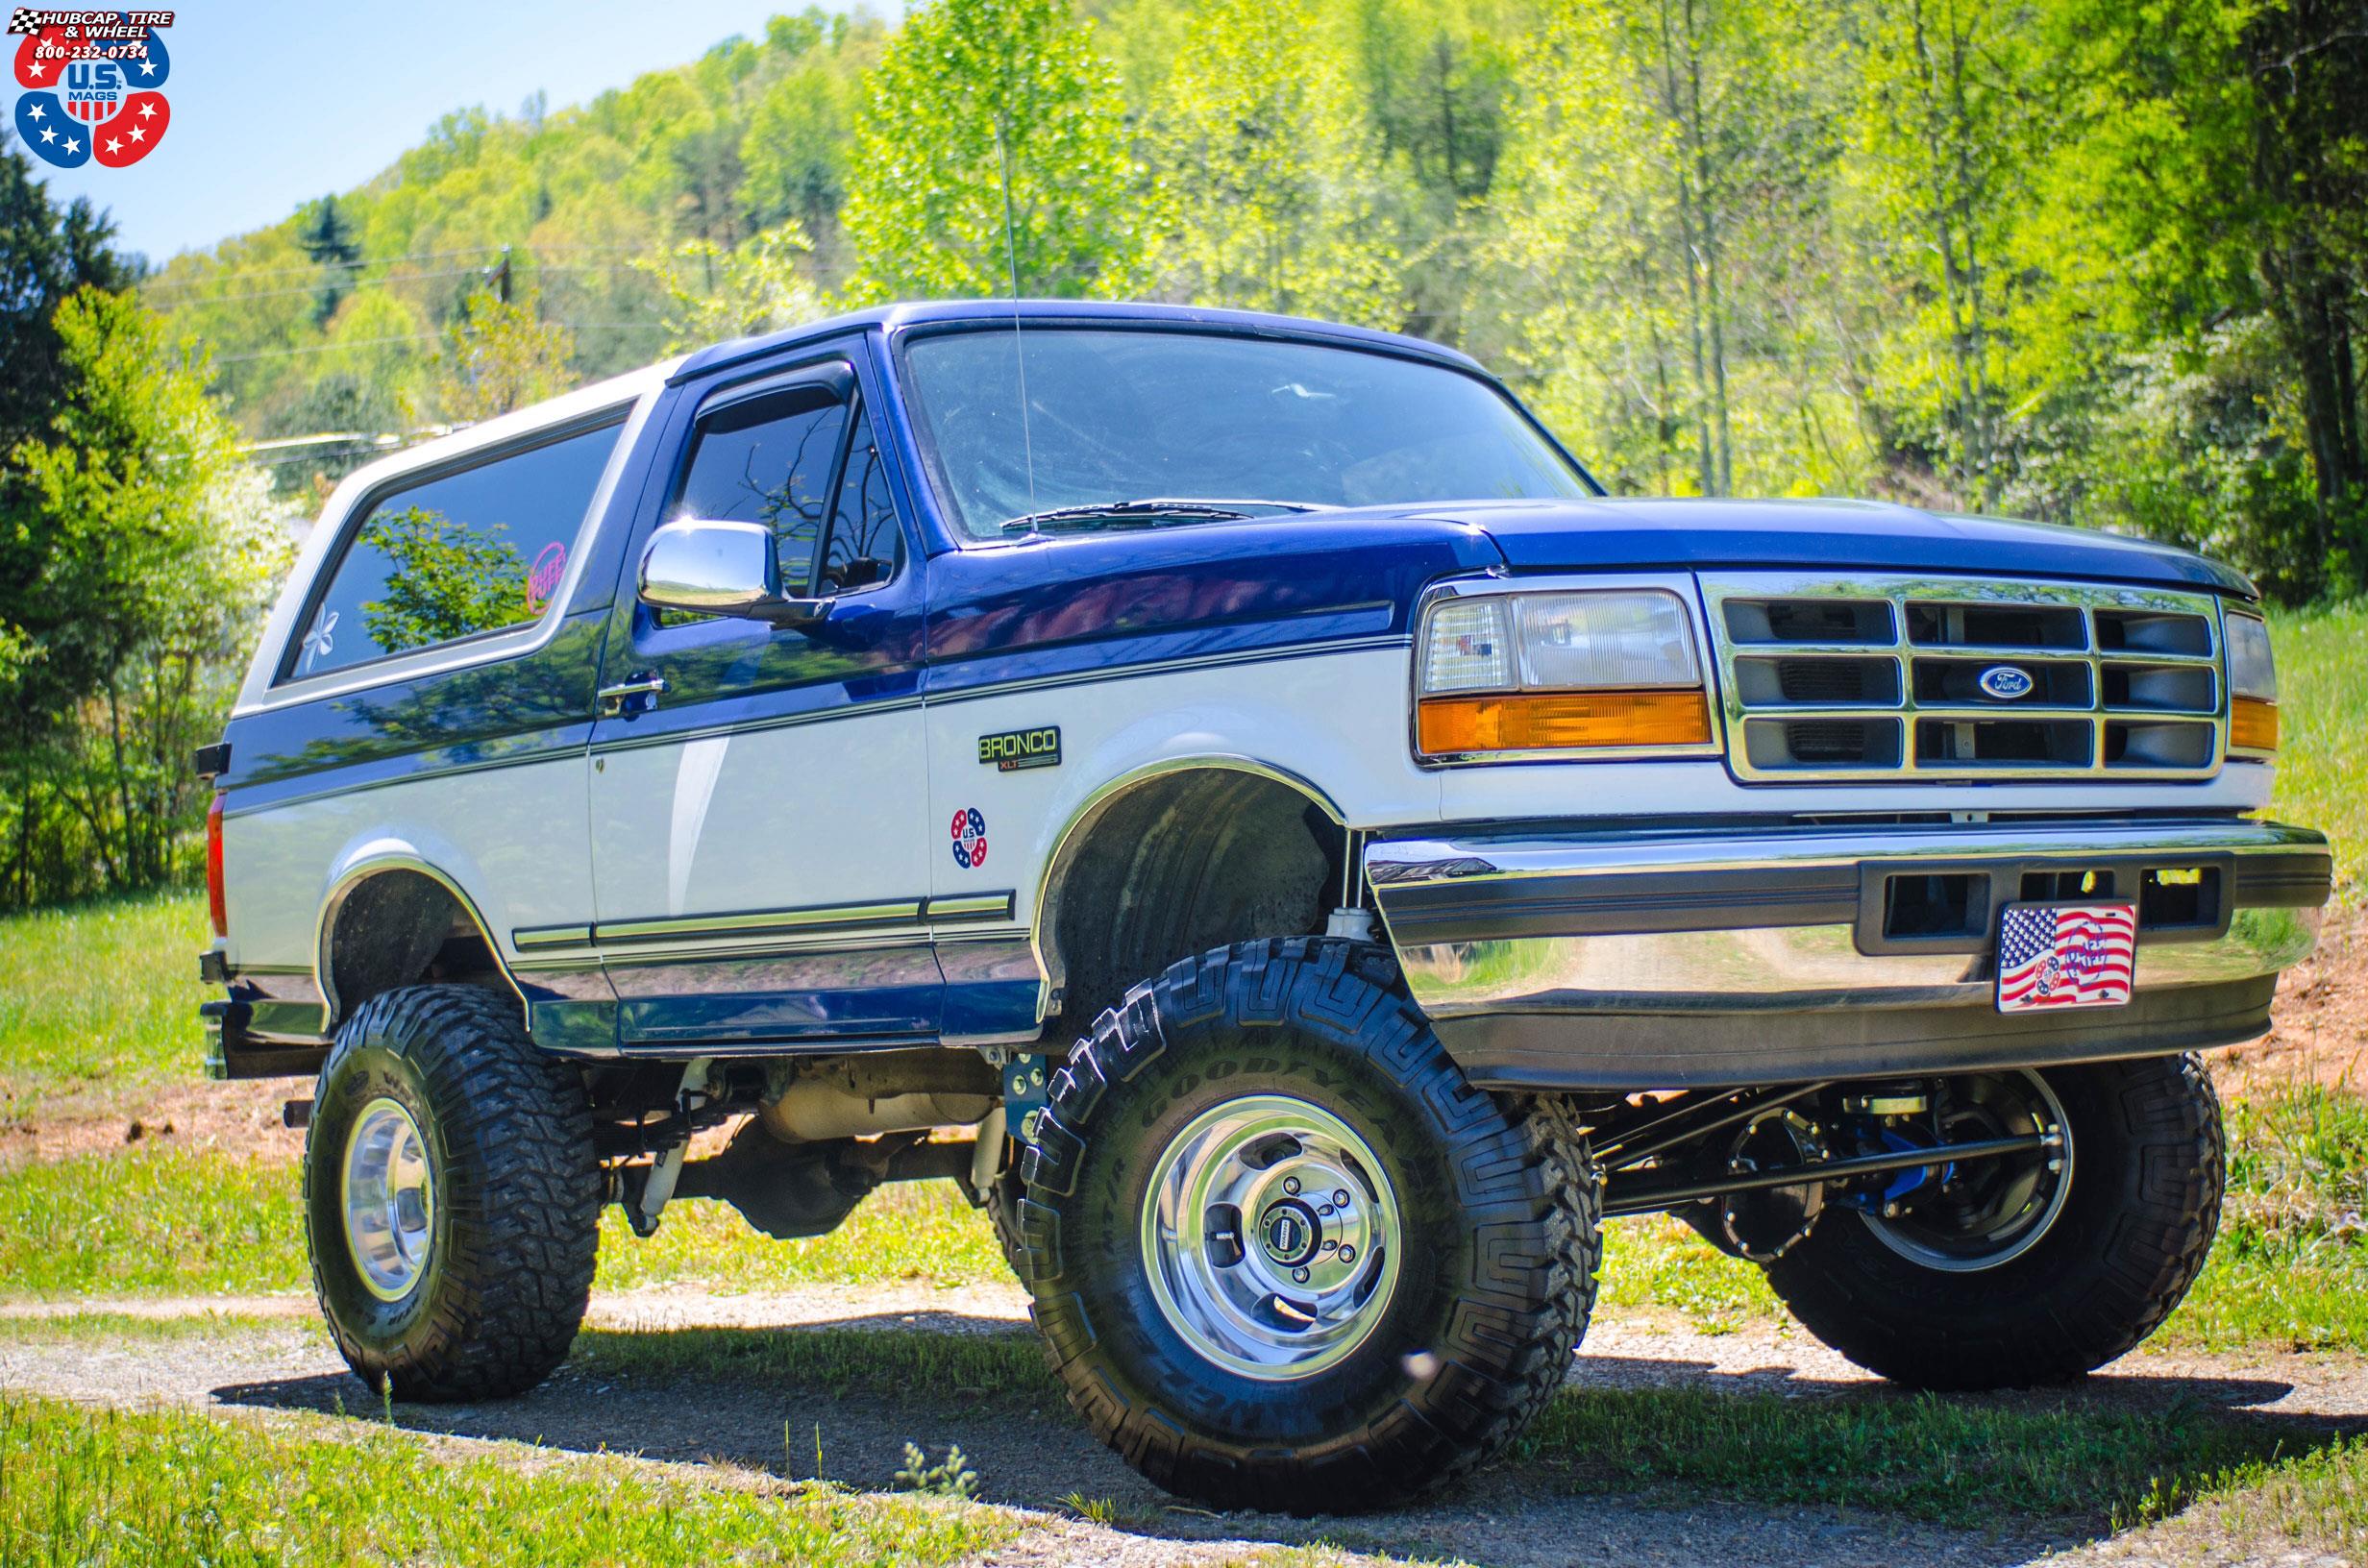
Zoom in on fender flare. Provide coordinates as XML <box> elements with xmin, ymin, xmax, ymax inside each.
<box><xmin>313</xmin><ymin>845</ymin><xmax>529</xmax><ymax>1029</ymax></box>
<box><xmin>1027</xmin><ymin>754</ymin><xmax>1346</xmax><ymax>1015</ymax></box>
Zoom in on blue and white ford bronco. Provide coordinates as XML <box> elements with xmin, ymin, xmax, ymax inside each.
<box><xmin>200</xmin><ymin>301</ymin><xmax>2329</xmax><ymax>1511</ymax></box>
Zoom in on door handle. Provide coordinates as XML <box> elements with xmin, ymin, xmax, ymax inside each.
<box><xmin>597</xmin><ymin>674</ymin><xmax>668</xmax><ymax>717</ymax></box>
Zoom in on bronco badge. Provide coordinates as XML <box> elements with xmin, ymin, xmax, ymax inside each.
<box><xmin>978</xmin><ymin>724</ymin><xmax>1061</xmax><ymax>772</ymax></box>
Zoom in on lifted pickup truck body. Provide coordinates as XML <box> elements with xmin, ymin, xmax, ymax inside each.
<box><xmin>200</xmin><ymin>300</ymin><xmax>2328</xmax><ymax>1513</ymax></box>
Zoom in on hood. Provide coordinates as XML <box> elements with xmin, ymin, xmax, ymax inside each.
<box><xmin>1422</xmin><ymin>498</ymin><xmax>2254</xmax><ymax>598</ymax></box>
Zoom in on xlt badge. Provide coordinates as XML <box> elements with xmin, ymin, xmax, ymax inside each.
<box><xmin>978</xmin><ymin>724</ymin><xmax>1062</xmax><ymax>772</ymax></box>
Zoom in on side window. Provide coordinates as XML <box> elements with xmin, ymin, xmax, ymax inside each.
<box><xmin>818</xmin><ymin>395</ymin><xmax>904</xmax><ymax>593</ymax></box>
<box><xmin>672</xmin><ymin>386</ymin><xmax>848</xmax><ymax>595</ymax></box>
<box><xmin>287</xmin><ymin>419</ymin><xmax>622</xmax><ymax>681</ymax></box>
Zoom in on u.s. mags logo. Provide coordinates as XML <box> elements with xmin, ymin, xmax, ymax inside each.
<box><xmin>11</xmin><ymin>11</ymin><xmax>173</xmax><ymax>169</ymax></box>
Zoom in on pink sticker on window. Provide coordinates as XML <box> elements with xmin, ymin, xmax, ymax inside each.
<box><xmin>526</xmin><ymin>541</ymin><xmax>568</xmax><ymax>613</ymax></box>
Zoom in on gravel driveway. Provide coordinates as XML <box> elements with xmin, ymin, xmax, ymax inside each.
<box><xmin>4</xmin><ymin>1286</ymin><xmax>2360</xmax><ymax>1568</ymax></box>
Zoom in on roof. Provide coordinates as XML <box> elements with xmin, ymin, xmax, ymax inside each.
<box><xmin>668</xmin><ymin>299</ymin><xmax>1488</xmax><ymax>383</ymax></box>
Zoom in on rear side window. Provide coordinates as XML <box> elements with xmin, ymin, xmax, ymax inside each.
<box><xmin>288</xmin><ymin>419</ymin><xmax>623</xmax><ymax>681</ymax></box>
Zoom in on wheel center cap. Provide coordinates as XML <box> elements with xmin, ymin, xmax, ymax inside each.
<box><xmin>1257</xmin><ymin>1197</ymin><xmax>1321</xmax><ymax>1267</ymax></box>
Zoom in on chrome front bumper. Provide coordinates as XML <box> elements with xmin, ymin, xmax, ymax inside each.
<box><xmin>1365</xmin><ymin>818</ymin><xmax>2331</xmax><ymax>1090</ymax></box>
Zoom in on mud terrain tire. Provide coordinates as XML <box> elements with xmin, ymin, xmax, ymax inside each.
<box><xmin>305</xmin><ymin>984</ymin><xmax>600</xmax><ymax>1402</ymax></box>
<box><xmin>1765</xmin><ymin>1054</ymin><xmax>2224</xmax><ymax>1389</ymax></box>
<box><xmin>1019</xmin><ymin>938</ymin><xmax>1599</xmax><ymax>1513</ymax></box>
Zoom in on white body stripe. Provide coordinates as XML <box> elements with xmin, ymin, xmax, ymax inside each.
<box><xmin>222</xmin><ymin>755</ymin><xmax>593</xmax><ymax>975</ymax></box>
<box><xmin>589</xmin><ymin>705</ymin><xmax>930</xmax><ymax>936</ymax></box>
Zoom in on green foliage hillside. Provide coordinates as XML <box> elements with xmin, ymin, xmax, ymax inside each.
<box><xmin>150</xmin><ymin>0</ymin><xmax>2365</xmax><ymax>602</ymax></box>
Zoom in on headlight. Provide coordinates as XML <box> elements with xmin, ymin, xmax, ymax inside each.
<box><xmin>2225</xmin><ymin>610</ymin><xmax>2278</xmax><ymax>752</ymax></box>
<box><xmin>1416</xmin><ymin>589</ymin><xmax>1714</xmax><ymax>759</ymax></box>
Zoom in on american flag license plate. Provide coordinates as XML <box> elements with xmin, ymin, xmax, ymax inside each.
<box><xmin>1996</xmin><ymin>901</ymin><xmax>2137</xmax><ymax>1014</ymax></box>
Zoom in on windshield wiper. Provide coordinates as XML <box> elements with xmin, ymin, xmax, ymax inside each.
<box><xmin>999</xmin><ymin>498</ymin><xmax>1330</xmax><ymax>535</ymax></box>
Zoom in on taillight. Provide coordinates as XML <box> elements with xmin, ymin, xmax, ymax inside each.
<box><xmin>206</xmin><ymin>794</ymin><xmax>228</xmax><ymax>938</ymax></box>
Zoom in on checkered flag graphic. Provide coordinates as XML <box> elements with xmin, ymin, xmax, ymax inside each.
<box><xmin>8</xmin><ymin>10</ymin><xmax>49</xmax><ymax>35</ymax></box>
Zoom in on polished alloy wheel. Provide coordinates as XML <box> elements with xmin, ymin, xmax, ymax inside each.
<box><xmin>341</xmin><ymin>1096</ymin><xmax>436</xmax><ymax>1302</ymax></box>
<box><xmin>1140</xmin><ymin>1093</ymin><xmax>1402</xmax><ymax>1380</ymax></box>
<box><xmin>1862</xmin><ymin>1069</ymin><xmax>2073</xmax><ymax>1273</ymax></box>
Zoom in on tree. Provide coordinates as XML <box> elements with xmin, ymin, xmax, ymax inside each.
<box><xmin>0</xmin><ymin>135</ymin><xmax>132</xmax><ymax>469</ymax></box>
<box><xmin>299</xmin><ymin>194</ymin><xmax>363</xmax><ymax>329</ymax></box>
<box><xmin>842</xmin><ymin>0</ymin><xmax>1143</xmax><ymax>301</ymax></box>
<box><xmin>1484</xmin><ymin>0</ymin><xmax>1843</xmax><ymax>498</ymax></box>
<box><xmin>1844</xmin><ymin>0</ymin><xmax>2042</xmax><ymax>510</ymax></box>
<box><xmin>432</xmin><ymin>287</ymin><xmax>577</xmax><ymax>424</ymax></box>
<box><xmin>2039</xmin><ymin>0</ymin><xmax>2367</xmax><ymax>594</ymax></box>
<box><xmin>639</xmin><ymin>220</ymin><xmax>826</xmax><ymax>354</ymax></box>
<box><xmin>1145</xmin><ymin>0</ymin><xmax>1408</xmax><ymax>327</ymax></box>
<box><xmin>10</xmin><ymin>288</ymin><xmax>285</xmax><ymax>894</ymax></box>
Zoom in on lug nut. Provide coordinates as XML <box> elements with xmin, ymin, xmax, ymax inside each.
<box><xmin>1337</xmin><ymin>1244</ymin><xmax>1355</xmax><ymax>1263</ymax></box>
<box><xmin>1293</xmin><ymin>1266</ymin><xmax>1311</xmax><ymax>1284</ymax></box>
<box><xmin>1318</xmin><ymin>1203</ymin><xmax>1335</xmax><ymax>1217</ymax></box>
<box><xmin>1283</xmin><ymin>1177</ymin><xmax>1300</xmax><ymax>1195</ymax></box>
<box><xmin>1320</xmin><ymin>1237</ymin><xmax>1338</xmax><ymax>1252</ymax></box>
<box><xmin>1332</xmin><ymin>1188</ymin><xmax>1350</xmax><ymax>1207</ymax></box>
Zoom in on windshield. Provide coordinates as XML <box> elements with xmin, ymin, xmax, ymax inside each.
<box><xmin>900</xmin><ymin>328</ymin><xmax>1590</xmax><ymax>538</ymax></box>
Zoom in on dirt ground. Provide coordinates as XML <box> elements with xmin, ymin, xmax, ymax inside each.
<box><xmin>2213</xmin><ymin>904</ymin><xmax>2368</xmax><ymax>1096</ymax></box>
<box><xmin>2</xmin><ymin>1286</ymin><xmax>2361</xmax><ymax>1567</ymax></box>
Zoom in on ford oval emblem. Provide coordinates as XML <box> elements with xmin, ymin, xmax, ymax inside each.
<box><xmin>1978</xmin><ymin>665</ymin><xmax>2035</xmax><ymax>700</ymax></box>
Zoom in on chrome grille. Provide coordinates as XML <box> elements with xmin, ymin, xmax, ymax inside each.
<box><xmin>1702</xmin><ymin>573</ymin><xmax>2226</xmax><ymax>782</ymax></box>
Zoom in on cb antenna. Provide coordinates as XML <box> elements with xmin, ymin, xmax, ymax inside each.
<box><xmin>995</xmin><ymin>117</ymin><xmax>1038</xmax><ymax>511</ymax></box>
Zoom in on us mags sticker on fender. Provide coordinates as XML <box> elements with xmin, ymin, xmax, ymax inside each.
<box><xmin>950</xmin><ymin>807</ymin><xmax>988</xmax><ymax>870</ymax></box>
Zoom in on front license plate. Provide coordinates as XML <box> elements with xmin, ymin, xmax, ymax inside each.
<box><xmin>1996</xmin><ymin>901</ymin><xmax>2137</xmax><ymax>1014</ymax></box>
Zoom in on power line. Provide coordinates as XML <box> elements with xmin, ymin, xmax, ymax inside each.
<box><xmin>213</xmin><ymin>322</ymin><xmax>659</xmax><ymax>363</ymax></box>
<box><xmin>143</xmin><ymin>241</ymin><xmax>678</xmax><ymax>295</ymax></box>
<box><xmin>154</xmin><ymin>256</ymin><xmax>664</xmax><ymax>309</ymax></box>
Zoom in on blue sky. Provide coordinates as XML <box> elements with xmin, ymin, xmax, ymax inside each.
<box><xmin>27</xmin><ymin>1</ymin><xmax>856</xmax><ymax>262</ymax></box>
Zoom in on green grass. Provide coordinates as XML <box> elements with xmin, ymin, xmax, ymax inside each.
<box><xmin>590</xmin><ymin>1179</ymin><xmax>1007</xmax><ymax>1293</ymax></box>
<box><xmin>0</xmin><ymin>1147</ymin><xmax>300</xmax><ymax>1298</ymax></box>
<box><xmin>1522</xmin><ymin>1385</ymin><xmax>2332</xmax><ymax>1529</ymax></box>
<box><xmin>0</xmin><ymin>1391</ymin><xmax>1017</xmax><ymax>1566</ymax></box>
<box><xmin>0</xmin><ymin>889</ymin><xmax>209</xmax><ymax>1127</ymax></box>
<box><xmin>3</xmin><ymin>1089</ymin><xmax>2361</xmax><ymax>1358</ymax></box>
<box><xmin>1597</xmin><ymin>1215</ymin><xmax>1784</xmax><ymax>1333</ymax></box>
<box><xmin>2268</xmin><ymin>601</ymin><xmax>2367</xmax><ymax>895</ymax></box>
<box><xmin>2178</xmin><ymin>1432</ymin><xmax>2368</xmax><ymax>1557</ymax></box>
<box><xmin>2164</xmin><ymin>1086</ymin><xmax>2368</xmax><ymax>1353</ymax></box>
<box><xmin>0</xmin><ymin>1147</ymin><xmax>1008</xmax><ymax>1300</ymax></box>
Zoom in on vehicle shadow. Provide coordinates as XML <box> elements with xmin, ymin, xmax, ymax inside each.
<box><xmin>212</xmin><ymin>1316</ymin><xmax>2362</xmax><ymax>1568</ymax></box>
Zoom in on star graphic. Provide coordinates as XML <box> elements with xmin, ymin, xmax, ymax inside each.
<box><xmin>37</xmin><ymin>126</ymin><xmax>54</xmax><ymax>143</ymax></box>
<box><xmin>25</xmin><ymin>102</ymin><xmax>41</xmax><ymax>120</ymax></box>
<box><xmin>137</xmin><ymin>101</ymin><xmax>155</xmax><ymax>118</ymax></box>
<box><xmin>136</xmin><ymin>59</ymin><xmax>154</xmax><ymax>75</ymax></box>
<box><xmin>62</xmin><ymin>135</ymin><xmax>77</xmax><ymax>154</ymax></box>
<box><xmin>127</xmin><ymin>125</ymin><xmax>141</xmax><ymax>142</ymax></box>
<box><xmin>24</xmin><ymin>60</ymin><xmax>41</xmax><ymax>78</ymax></box>
<box><xmin>104</xmin><ymin>136</ymin><xmax>119</xmax><ymax>154</ymax></box>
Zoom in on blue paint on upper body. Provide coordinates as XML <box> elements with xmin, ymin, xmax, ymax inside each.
<box><xmin>223</xmin><ymin>300</ymin><xmax>2253</xmax><ymax>810</ymax></box>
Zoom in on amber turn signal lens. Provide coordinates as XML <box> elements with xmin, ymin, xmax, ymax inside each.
<box><xmin>2231</xmin><ymin>695</ymin><xmax>2279</xmax><ymax>752</ymax></box>
<box><xmin>1418</xmin><ymin>689</ymin><xmax>1713</xmax><ymax>755</ymax></box>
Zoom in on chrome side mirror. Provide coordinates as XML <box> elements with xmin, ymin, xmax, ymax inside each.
<box><xmin>637</xmin><ymin>519</ymin><xmax>831</xmax><ymax>630</ymax></box>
